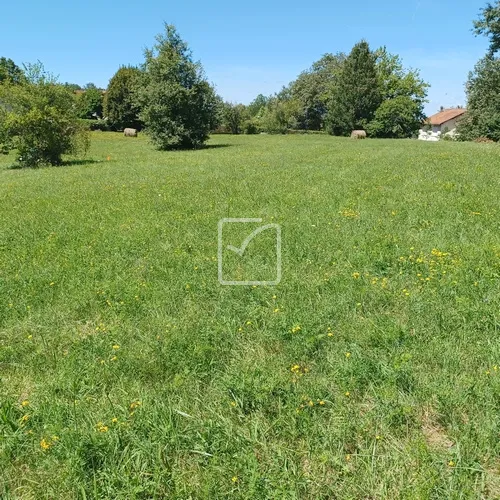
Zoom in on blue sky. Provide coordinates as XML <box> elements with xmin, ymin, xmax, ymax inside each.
<box><xmin>1</xmin><ymin>0</ymin><xmax>489</xmax><ymax>115</ymax></box>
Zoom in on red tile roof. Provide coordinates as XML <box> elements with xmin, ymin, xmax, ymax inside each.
<box><xmin>426</xmin><ymin>108</ymin><xmax>466</xmax><ymax>126</ymax></box>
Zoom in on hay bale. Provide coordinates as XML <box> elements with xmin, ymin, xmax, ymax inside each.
<box><xmin>351</xmin><ymin>130</ymin><xmax>367</xmax><ymax>139</ymax></box>
<box><xmin>124</xmin><ymin>128</ymin><xmax>138</xmax><ymax>137</ymax></box>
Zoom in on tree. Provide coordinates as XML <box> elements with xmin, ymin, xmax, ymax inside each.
<box><xmin>104</xmin><ymin>66</ymin><xmax>143</xmax><ymax>130</ymax></box>
<box><xmin>247</xmin><ymin>94</ymin><xmax>269</xmax><ymax>118</ymax></box>
<box><xmin>0</xmin><ymin>63</ymin><xmax>89</xmax><ymax>167</ymax></box>
<box><xmin>288</xmin><ymin>53</ymin><xmax>345</xmax><ymax>130</ymax></box>
<box><xmin>367</xmin><ymin>48</ymin><xmax>428</xmax><ymax>138</ymax></box>
<box><xmin>62</xmin><ymin>82</ymin><xmax>82</xmax><ymax>92</ymax></box>
<box><xmin>456</xmin><ymin>56</ymin><xmax>500</xmax><ymax>141</ymax></box>
<box><xmin>474</xmin><ymin>1</ymin><xmax>500</xmax><ymax>56</ymax></box>
<box><xmin>76</xmin><ymin>83</ymin><xmax>104</xmax><ymax>119</ymax></box>
<box><xmin>367</xmin><ymin>96</ymin><xmax>423</xmax><ymax>138</ymax></box>
<box><xmin>221</xmin><ymin>102</ymin><xmax>247</xmax><ymax>134</ymax></box>
<box><xmin>137</xmin><ymin>24</ymin><xmax>219</xmax><ymax>149</ymax></box>
<box><xmin>0</xmin><ymin>57</ymin><xmax>25</xmax><ymax>85</ymax></box>
<box><xmin>259</xmin><ymin>97</ymin><xmax>301</xmax><ymax>134</ymax></box>
<box><xmin>325</xmin><ymin>41</ymin><xmax>381</xmax><ymax>136</ymax></box>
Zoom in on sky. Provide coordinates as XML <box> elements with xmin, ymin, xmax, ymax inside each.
<box><xmin>1</xmin><ymin>0</ymin><xmax>490</xmax><ymax>115</ymax></box>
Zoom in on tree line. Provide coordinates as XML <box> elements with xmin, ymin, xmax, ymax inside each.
<box><xmin>1</xmin><ymin>1</ymin><xmax>500</xmax><ymax>167</ymax></box>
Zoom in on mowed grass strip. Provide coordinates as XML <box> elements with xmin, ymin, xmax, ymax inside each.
<box><xmin>0</xmin><ymin>133</ymin><xmax>499</xmax><ymax>498</ymax></box>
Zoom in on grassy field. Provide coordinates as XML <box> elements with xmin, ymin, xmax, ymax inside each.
<box><xmin>0</xmin><ymin>132</ymin><xmax>499</xmax><ymax>498</ymax></box>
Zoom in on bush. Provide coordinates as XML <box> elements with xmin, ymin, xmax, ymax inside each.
<box><xmin>0</xmin><ymin>63</ymin><xmax>89</xmax><ymax>167</ymax></box>
<box><xmin>79</xmin><ymin>119</ymin><xmax>111</xmax><ymax>131</ymax></box>
<box><xmin>242</xmin><ymin>119</ymin><xmax>260</xmax><ymax>134</ymax></box>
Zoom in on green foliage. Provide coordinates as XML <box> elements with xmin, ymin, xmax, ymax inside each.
<box><xmin>220</xmin><ymin>102</ymin><xmax>248</xmax><ymax>134</ymax></box>
<box><xmin>457</xmin><ymin>56</ymin><xmax>500</xmax><ymax>142</ymax></box>
<box><xmin>247</xmin><ymin>94</ymin><xmax>269</xmax><ymax>118</ymax></box>
<box><xmin>76</xmin><ymin>84</ymin><xmax>104</xmax><ymax>119</ymax></box>
<box><xmin>0</xmin><ymin>57</ymin><xmax>25</xmax><ymax>85</ymax></box>
<box><xmin>259</xmin><ymin>97</ymin><xmax>301</xmax><ymax>134</ymax></box>
<box><xmin>0</xmin><ymin>63</ymin><xmax>89</xmax><ymax>167</ymax></box>
<box><xmin>104</xmin><ymin>66</ymin><xmax>143</xmax><ymax>131</ymax></box>
<box><xmin>474</xmin><ymin>1</ymin><xmax>500</xmax><ymax>56</ymax></box>
<box><xmin>367</xmin><ymin>96</ymin><xmax>424</xmax><ymax>138</ymax></box>
<box><xmin>242</xmin><ymin>118</ymin><xmax>261</xmax><ymax>134</ymax></box>
<box><xmin>325</xmin><ymin>41</ymin><xmax>382</xmax><ymax>136</ymax></box>
<box><xmin>62</xmin><ymin>82</ymin><xmax>82</xmax><ymax>92</ymax></box>
<box><xmin>137</xmin><ymin>24</ymin><xmax>218</xmax><ymax>149</ymax></box>
<box><xmin>288</xmin><ymin>53</ymin><xmax>346</xmax><ymax>130</ymax></box>
<box><xmin>79</xmin><ymin>118</ymin><xmax>111</xmax><ymax>131</ymax></box>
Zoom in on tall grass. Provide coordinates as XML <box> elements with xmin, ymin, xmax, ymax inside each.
<box><xmin>0</xmin><ymin>133</ymin><xmax>499</xmax><ymax>498</ymax></box>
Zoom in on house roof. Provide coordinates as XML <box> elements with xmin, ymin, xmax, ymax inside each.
<box><xmin>426</xmin><ymin>108</ymin><xmax>466</xmax><ymax>126</ymax></box>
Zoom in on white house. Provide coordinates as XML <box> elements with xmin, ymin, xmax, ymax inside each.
<box><xmin>426</xmin><ymin>108</ymin><xmax>467</xmax><ymax>133</ymax></box>
<box><xmin>418</xmin><ymin>108</ymin><xmax>467</xmax><ymax>141</ymax></box>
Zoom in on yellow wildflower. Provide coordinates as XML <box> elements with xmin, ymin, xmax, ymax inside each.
<box><xmin>40</xmin><ymin>438</ymin><xmax>51</xmax><ymax>450</ymax></box>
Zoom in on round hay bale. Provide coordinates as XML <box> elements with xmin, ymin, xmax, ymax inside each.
<box><xmin>124</xmin><ymin>128</ymin><xmax>138</xmax><ymax>137</ymax></box>
<box><xmin>351</xmin><ymin>130</ymin><xmax>367</xmax><ymax>139</ymax></box>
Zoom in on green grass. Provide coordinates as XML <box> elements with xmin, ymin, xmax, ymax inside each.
<box><xmin>0</xmin><ymin>132</ymin><xmax>499</xmax><ymax>498</ymax></box>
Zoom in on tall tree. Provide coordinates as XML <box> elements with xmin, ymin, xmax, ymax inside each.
<box><xmin>457</xmin><ymin>56</ymin><xmax>500</xmax><ymax>141</ymax></box>
<box><xmin>247</xmin><ymin>94</ymin><xmax>269</xmax><ymax>118</ymax></box>
<box><xmin>288</xmin><ymin>52</ymin><xmax>345</xmax><ymax>130</ymax></box>
<box><xmin>367</xmin><ymin>48</ymin><xmax>429</xmax><ymax>138</ymax></box>
<box><xmin>104</xmin><ymin>66</ymin><xmax>143</xmax><ymax>130</ymax></box>
<box><xmin>221</xmin><ymin>102</ymin><xmax>247</xmax><ymax>134</ymax></box>
<box><xmin>137</xmin><ymin>24</ymin><xmax>218</xmax><ymax>149</ymax></box>
<box><xmin>325</xmin><ymin>41</ymin><xmax>381</xmax><ymax>136</ymax></box>
<box><xmin>76</xmin><ymin>83</ymin><xmax>104</xmax><ymax>119</ymax></box>
<box><xmin>0</xmin><ymin>57</ymin><xmax>25</xmax><ymax>85</ymax></box>
<box><xmin>474</xmin><ymin>1</ymin><xmax>500</xmax><ymax>56</ymax></box>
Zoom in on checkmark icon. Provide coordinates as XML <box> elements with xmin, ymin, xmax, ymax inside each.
<box><xmin>226</xmin><ymin>223</ymin><xmax>278</xmax><ymax>257</ymax></box>
<box><xmin>218</xmin><ymin>218</ymin><xmax>282</xmax><ymax>286</ymax></box>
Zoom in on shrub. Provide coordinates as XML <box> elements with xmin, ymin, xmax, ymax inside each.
<box><xmin>242</xmin><ymin>119</ymin><xmax>260</xmax><ymax>134</ymax></box>
<box><xmin>79</xmin><ymin>119</ymin><xmax>111</xmax><ymax>131</ymax></box>
<box><xmin>0</xmin><ymin>63</ymin><xmax>89</xmax><ymax>167</ymax></box>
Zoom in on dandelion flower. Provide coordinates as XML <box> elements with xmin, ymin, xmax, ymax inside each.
<box><xmin>40</xmin><ymin>438</ymin><xmax>51</xmax><ymax>450</ymax></box>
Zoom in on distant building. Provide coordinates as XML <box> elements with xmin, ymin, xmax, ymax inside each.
<box><xmin>425</xmin><ymin>108</ymin><xmax>467</xmax><ymax>134</ymax></box>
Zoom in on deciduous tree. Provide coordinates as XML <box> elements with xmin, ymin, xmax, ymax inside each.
<box><xmin>104</xmin><ymin>66</ymin><xmax>142</xmax><ymax>130</ymax></box>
